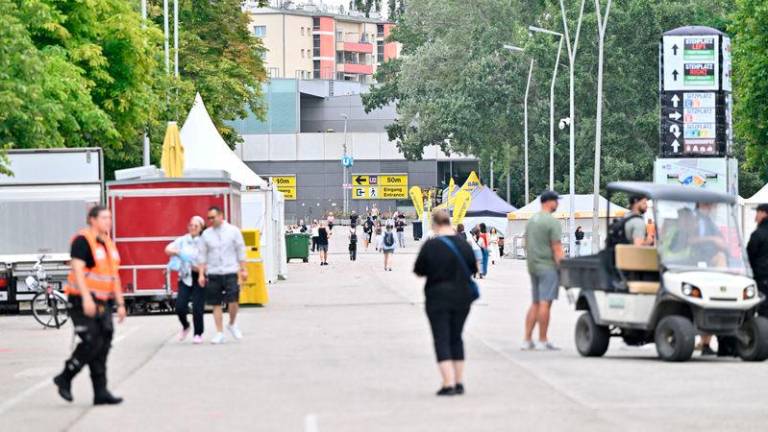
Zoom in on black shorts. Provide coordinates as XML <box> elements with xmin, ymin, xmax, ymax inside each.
<box><xmin>205</xmin><ymin>273</ymin><xmax>240</xmax><ymax>305</ymax></box>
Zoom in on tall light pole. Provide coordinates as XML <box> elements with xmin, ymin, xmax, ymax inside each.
<box><xmin>341</xmin><ymin>113</ymin><xmax>349</xmax><ymax>216</ymax></box>
<box><xmin>559</xmin><ymin>0</ymin><xmax>587</xmax><ymax>257</ymax></box>
<box><xmin>592</xmin><ymin>0</ymin><xmax>612</xmax><ymax>253</ymax></box>
<box><xmin>163</xmin><ymin>0</ymin><xmax>170</xmax><ymax>75</ymax></box>
<box><xmin>528</xmin><ymin>26</ymin><xmax>563</xmax><ymax>191</ymax></box>
<box><xmin>173</xmin><ymin>0</ymin><xmax>179</xmax><ymax>78</ymax></box>
<box><xmin>141</xmin><ymin>0</ymin><xmax>150</xmax><ymax>166</ymax></box>
<box><xmin>503</xmin><ymin>44</ymin><xmax>534</xmax><ymax>204</ymax></box>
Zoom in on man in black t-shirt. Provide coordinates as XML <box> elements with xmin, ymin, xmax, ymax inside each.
<box><xmin>395</xmin><ymin>214</ymin><xmax>407</xmax><ymax>248</ymax></box>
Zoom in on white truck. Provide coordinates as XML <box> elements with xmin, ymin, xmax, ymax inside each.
<box><xmin>0</xmin><ymin>148</ymin><xmax>103</xmax><ymax>313</ymax></box>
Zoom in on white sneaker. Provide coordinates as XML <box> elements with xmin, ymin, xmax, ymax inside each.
<box><xmin>211</xmin><ymin>332</ymin><xmax>226</xmax><ymax>344</ymax></box>
<box><xmin>227</xmin><ymin>324</ymin><xmax>243</xmax><ymax>340</ymax></box>
<box><xmin>535</xmin><ymin>341</ymin><xmax>560</xmax><ymax>351</ymax></box>
<box><xmin>520</xmin><ymin>340</ymin><xmax>535</xmax><ymax>351</ymax></box>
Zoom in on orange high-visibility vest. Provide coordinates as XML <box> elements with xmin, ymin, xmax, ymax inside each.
<box><xmin>65</xmin><ymin>229</ymin><xmax>121</xmax><ymax>300</ymax></box>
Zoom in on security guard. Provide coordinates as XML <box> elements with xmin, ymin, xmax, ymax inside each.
<box><xmin>748</xmin><ymin>204</ymin><xmax>768</xmax><ymax>316</ymax></box>
<box><xmin>53</xmin><ymin>205</ymin><xmax>126</xmax><ymax>405</ymax></box>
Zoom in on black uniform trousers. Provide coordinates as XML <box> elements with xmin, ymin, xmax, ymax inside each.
<box><xmin>64</xmin><ymin>295</ymin><xmax>114</xmax><ymax>393</ymax></box>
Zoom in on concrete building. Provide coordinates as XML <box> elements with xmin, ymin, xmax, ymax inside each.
<box><xmin>243</xmin><ymin>2</ymin><xmax>401</xmax><ymax>83</ymax></box>
<box><xmin>231</xmin><ymin>79</ymin><xmax>477</xmax><ymax>222</ymax></box>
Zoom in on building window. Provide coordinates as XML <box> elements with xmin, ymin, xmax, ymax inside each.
<box><xmin>313</xmin><ymin>17</ymin><xmax>320</xmax><ymax>31</ymax></box>
<box><xmin>336</xmin><ymin>51</ymin><xmax>344</xmax><ymax>63</ymax></box>
<box><xmin>313</xmin><ymin>34</ymin><xmax>320</xmax><ymax>57</ymax></box>
<box><xmin>377</xmin><ymin>24</ymin><xmax>384</xmax><ymax>37</ymax></box>
<box><xmin>301</xmin><ymin>27</ymin><xmax>305</xmax><ymax>36</ymax></box>
<box><xmin>301</xmin><ymin>49</ymin><xmax>305</xmax><ymax>58</ymax></box>
<box><xmin>337</xmin><ymin>30</ymin><xmax>343</xmax><ymax>41</ymax></box>
<box><xmin>377</xmin><ymin>41</ymin><xmax>384</xmax><ymax>63</ymax></box>
<box><xmin>313</xmin><ymin>60</ymin><xmax>321</xmax><ymax>79</ymax></box>
<box><xmin>253</xmin><ymin>26</ymin><xmax>266</xmax><ymax>37</ymax></box>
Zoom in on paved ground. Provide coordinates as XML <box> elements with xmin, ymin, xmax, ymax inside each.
<box><xmin>2</xmin><ymin>227</ymin><xmax>768</xmax><ymax>431</ymax></box>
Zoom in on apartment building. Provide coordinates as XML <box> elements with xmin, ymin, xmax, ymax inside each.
<box><xmin>244</xmin><ymin>3</ymin><xmax>400</xmax><ymax>83</ymax></box>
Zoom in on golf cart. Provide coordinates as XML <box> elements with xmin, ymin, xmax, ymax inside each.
<box><xmin>560</xmin><ymin>181</ymin><xmax>768</xmax><ymax>362</ymax></box>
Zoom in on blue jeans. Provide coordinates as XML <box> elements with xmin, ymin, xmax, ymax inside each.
<box><xmin>481</xmin><ymin>249</ymin><xmax>489</xmax><ymax>275</ymax></box>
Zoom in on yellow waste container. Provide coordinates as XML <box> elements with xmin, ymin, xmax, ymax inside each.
<box><xmin>239</xmin><ymin>229</ymin><xmax>269</xmax><ymax>305</ymax></box>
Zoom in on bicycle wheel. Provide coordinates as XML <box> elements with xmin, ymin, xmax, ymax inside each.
<box><xmin>31</xmin><ymin>292</ymin><xmax>69</xmax><ymax>329</ymax></box>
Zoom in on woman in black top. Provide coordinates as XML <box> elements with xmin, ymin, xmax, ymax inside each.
<box><xmin>414</xmin><ymin>209</ymin><xmax>478</xmax><ymax>396</ymax></box>
<box><xmin>317</xmin><ymin>222</ymin><xmax>330</xmax><ymax>265</ymax></box>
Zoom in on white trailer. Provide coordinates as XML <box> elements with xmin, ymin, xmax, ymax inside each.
<box><xmin>0</xmin><ymin>148</ymin><xmax>103</xmax><ymax>312</ymax></box>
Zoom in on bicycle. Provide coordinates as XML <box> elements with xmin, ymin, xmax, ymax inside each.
<box><xmin>28</xmin><ymin>255</ymin><xmax>69</xmax><ymax>329</ymax></box>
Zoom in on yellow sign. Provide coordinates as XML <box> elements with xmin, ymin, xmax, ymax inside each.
<box><xmin>409</xmin><ymin>186</ymin><xmax>423</xmax><ymax>218</ymax></box>
<box><xmin>452</xmin><ymin>190</ymin><xmax>472</xmax><ymax>225</ymax></box>
<box><xmin>351</xmin><ymin>174</ymin><xmax>408</xmax><ymax>199</ymax></box>
<box><xmin>270</xmin><ymin>176</ymin><xmax>296</xmax><ymax>200</ymax></box>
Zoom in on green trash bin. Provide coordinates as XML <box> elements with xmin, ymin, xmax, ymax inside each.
<box><xmin>285</xmin><ymin>233</ymin><xmax>311</xmax><ymax>263</ymax></box>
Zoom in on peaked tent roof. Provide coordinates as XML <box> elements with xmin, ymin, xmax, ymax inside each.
<box><xmin>181</xmin><ymin>93</ymin><xmax>267</xmax><ymax>188</ymax></box>
<box><xmin>466</xmin><ymin>186</ymin><xmax>517</xmax><ymax>217</ymax></box>
<box><xmin>509</xmin><ymin>194</ymin><xmax>628</xmax><ymax>220</ymax></box>
<box><xmin>745</xmin><ymin>183</ymin><xmax>768</xmax><ymax>205</ymax></box>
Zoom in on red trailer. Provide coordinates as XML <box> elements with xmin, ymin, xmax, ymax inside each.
<box><xmin>107</xmin><ymin>175</ymin><xmax>241</xmax><ymax>312</ymax></box>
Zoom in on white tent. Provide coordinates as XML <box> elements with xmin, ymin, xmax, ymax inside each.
<box><xmin>181</xmin><ymin>93</ymin><xmax>287</xmax><ymax>283</ymax></box>
<box><xmin>741</xmin><ymin>184</ymin><xmax>768</xmax><ymax>239</ymax></box>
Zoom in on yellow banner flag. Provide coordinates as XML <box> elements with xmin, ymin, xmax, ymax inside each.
<box><xmin>409</xmin><ymin>186</ymin><xmax>424</xmax><ymax>219</ymax></box>
<box><xmin>460</xmin><ymin>171</ymin><xmax>481</xmax><ymax>193</ymax></box>
<box><xmin>447</xmin><ymin>177</ymin><xmax>456</xmax><ymax>203</ymax></box>
<box><xmin>452</xmin><ymin>190</ymin><xmax>472</xmax><ymax>225</ymax></box>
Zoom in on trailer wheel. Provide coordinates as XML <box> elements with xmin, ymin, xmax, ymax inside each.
<box><xmin>575</xmin><ymin>312</ymin><xmax>610</xmax><ymax>357</ymax></box>
<box><xmin>303</xmin><ymin>258</ymin><xmax>308</xmax><ymax>263</ymax></box>
<box><xmin>737</xmin><ymin>316</ymin><xmax>768</xmax><ymax>362</ymax></box>
<box><xmin>654</xmin><ymin>315</ymin><xmax>695</xmax><ymax>362</ymax></box>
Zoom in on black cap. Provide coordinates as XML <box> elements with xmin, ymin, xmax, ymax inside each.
<box><xmin>540</xmin><ymin>191</ymin><xmax>559</xmax><ymax>203</ymax></box>
<box><xmin>757</xmin><ymin>204</ymin><xmax>768</xmax><ymax>213</ymax></box>
<box><xmin>629</xmin><ymin>194</ymin><xmax>646</xmax><ymax>205</ymax></box>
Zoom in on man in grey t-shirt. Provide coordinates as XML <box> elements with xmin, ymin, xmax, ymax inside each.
<box><xmin>198</xmin><ymin>206</ymin><xmax>247</xmax><ymax>344</ymax></box>
<box><xmin>625</xmin><ymin>195</ymin><xmax>651</xmax><ymax>246</ymax></box>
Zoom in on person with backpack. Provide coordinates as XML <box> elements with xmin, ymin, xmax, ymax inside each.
<box><xmin>624</xmin><ymin>195</ymin><xmax>651</xmax><ymax>246</ymax></box>
<box><xmin>348</xmin><ymin>227</ymin><xmax>358</xmax><ymax>261</ymax></box>
<box><xmin>379</xmin><ymin>224</ymin><xmax>397</xmax><ymax>271</ymax></box>
<box><xmin>414</xmin><ymin>209</ymin><xmax>478</xmax><ymax>396</ymax></box>
<box><xmin>362</xmin><ymin>216</ymin><xmax>374</xmax><ymax>250</ymax></box>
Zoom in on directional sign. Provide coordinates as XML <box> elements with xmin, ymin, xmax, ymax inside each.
<box><xmin>351</xmin><ymin>174</ymin><xmax>408</xmax><ymax>200</ymax></box>
<box><xmin>663</xmin><ymin>35</ymin><xmax>719</xmax><ymax>91</ymax></box>
<box><xmin>341</xmin><ymin>156</ymin><xmax>354</xmax><ymax>167</ymax></box>
<box><xmin>270</xmin><ymin>175</ymin><xmax>296</xmax><ymax>200</ymax></box>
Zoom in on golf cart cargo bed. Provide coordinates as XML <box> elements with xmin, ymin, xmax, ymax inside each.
<box><xmin>560</xmin><ymin>252</ymin><xmax>613</xmax><ymax>291</ymax></box>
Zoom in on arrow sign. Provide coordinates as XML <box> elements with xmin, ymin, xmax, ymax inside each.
<box><xmin>671</xmin><ymin>94</ymin><xmax>680</xmax><ymax>108</ymax></box>
<box><xmin>668</xmin><ymin>111</ymin><xmax>682</xmax><ymax>121</ymax></box>
<box><xmin>672</xmin><ymin>70</ymin><xmax>679</xmax><ymax>81</ymax></box>
<box><xmin>354</xmin><ymin>175</ymin><xmax>366</xmax><ymax>185</ymax></box>
<box><xmin>672</xmin><ymin>44</ymin><xmax>679</xmax><ymax>55</ymax></box>
<box><xmin>669</xmin><ymin>124</ymin><xmax>681</xmax><ymax>138</ymax></box>
<box><xmin>671</xmin><ymin>139</ymin><xmax>680</xmax><ymax>153</ymax></box>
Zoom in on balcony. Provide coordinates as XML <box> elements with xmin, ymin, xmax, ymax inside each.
<box><xmin>342</xmin><ymin>42</ymin><xmax>373</xmax><ymax>54</ymax></box>
<box><xmin>339</xmin><ymin>63</ymin><xmax>374</xmax><ymax>75</ymax></box>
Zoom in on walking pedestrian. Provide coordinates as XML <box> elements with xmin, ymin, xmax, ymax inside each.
<box><xmin>477</xmin><ymin>224</ymin><xmax>490</xmax><ymax>277</ymax></box>
<box><xmin>349</xmin><ymin>226</ymin><xmax>358</xmax><ymax>261</ymax></box>
<box><xmin>748</xmin><ymin>204</ymin><xmax>768</xmax><ymax>316</ymax></box>
<box><xmin>317</xmin><ymin>221</ymin><xmax>330</xmax><ymax>265</ymax></box>
<box><xmin>374</xmin><ymin>222</ymin><xmax>383</xmax><ymax>252</ymax></box>
<box><xmin>396</xmin><ymin>213</ymin><xmax>407</xmax><ymax>248</ymax></box>
<box><xmin>53</xmin><ymin>206</ymin><xmax>125</xmax><ymax>405</ymax></box>
<box><xmin>489</xmin><ymin>227</ymin><xmax>500</xmax><ymax>265</ymax></box>
<box><xmin>522</xmin><ymin>191</ymin><xmax>564</xmax><ymax>351</ymax></box>
<box><xmin>327</xmin><ymin>212</ymin><xmax>335</xmax><ymax>232</ymax></box>
<box><xmin>311</xmin><ymin>220</ymin><xmax>320</xmax><ymax>252</ymax></box>
<box><xmin>350</xmin><ymin>210</ymin><xmax>359</xmax><ymax>228</ymax></box>
<box><xmin>497</xmin><ymin>234</ymin><xmax>505</xmax><ymax>258</ymax></box>
<box><xmin>363</xmin><ymin>216</ymin><xmax>374</xmax><ymax>250</ymax></box>
<box><xmin>197</xmin><ymin>207</ymin><xmax>247</xmax><ymax>344</ymax></box>
<box><xmin>574</xmin><ymin>226</ymin><xmax>584</xmax><ymax>256</ymax></box>
<box><xmin>414</xmin><ymin>209</ymin><xmax>478</xmax><ymax>396</ymax></box>
<box><xmin>468</xmin><ymin>227</ymin><xmax>483</xmax><ymax>278</ymax></box>
<box><xmin>166</xmin><ymin>216</ymin><xmax>206</xmax><ymax>344</ymax></box>
<box><xmin>380</xmin><ymin>224</ymin><xmax>397</xmax><ymax>271</ymax></box>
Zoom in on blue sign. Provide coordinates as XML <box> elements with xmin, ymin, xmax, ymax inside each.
<box><xmin>341</xmin><ymin>156</ymin><xmax>354</xmax><ymax>167</ymax></box>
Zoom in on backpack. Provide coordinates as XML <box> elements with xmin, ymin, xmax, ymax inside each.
<box><xmin>606</xmin><ymin>214</ymin><xmax>642</xmax><ymax>248</ymax></box>
<box><xmin>350</xmin><ymin>233</ymin><xmax>357</xmax><ymax>244</ymax></box>
<box><xmin>384</xmin><ymin>232</ymin><xmax>395</xmax><ymax>248</ymax></box>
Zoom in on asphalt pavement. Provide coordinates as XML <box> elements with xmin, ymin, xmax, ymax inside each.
<box><xmin>2</xmin><ymin>226</ymin><xmax>767</xmax><ymax>431</ymax></box>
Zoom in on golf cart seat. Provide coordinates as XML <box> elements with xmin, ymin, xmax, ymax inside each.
<box><xmin>615</xmin><ymin>245</ymin><xmax>660</xmax><ymax>294</ymax></box>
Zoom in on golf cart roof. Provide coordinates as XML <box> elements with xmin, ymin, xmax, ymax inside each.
<box><xmin>606</xmin><ymin>181</ymin><xmax>736</xmax><ymax>204</ymax></box>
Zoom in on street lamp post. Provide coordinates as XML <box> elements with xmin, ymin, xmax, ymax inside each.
<box><xmin>592</xmin><ymin>0</ymin><xmax>612</xmax><ymax>253</ymax></box>
<box><xmin>141</xmin><ymin>0</ymin><xmax>150</xmax><ymax>167</ymax></box>
<box><xmin>559</xmin><ymin>0</ymin><xmax>587</xmax><ymax>257</ymax></box>
<box><xmin>341</xmin><ymin>113</ymin><xmax>349</xmax><ymax>217</ymax></box>
<box><xmin>528</xmin><ymin>26</ymin><xmax>563</xmax><ymax>191</ymax></box>
<box><xmin>502</xmin><ymin>45</ymin><xmax>533</xmax><ymax>204</ymax></box>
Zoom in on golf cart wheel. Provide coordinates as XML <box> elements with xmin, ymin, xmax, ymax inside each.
<box><xmin>575</xmin><ymin>312</ymin><xmax>610</xmax><ymax>357</ymax></box>
<box><xmin>654</xmin><ymin>316</ymin><xmax>695</xmax><ymax>362</ymax></box>
<box><xmin>737</xmin><ymin>316</ymin><xmax>768</xmax><ymax>362</ymax></box>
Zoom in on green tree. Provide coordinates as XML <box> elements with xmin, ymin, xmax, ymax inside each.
<box><xmin>731</xmin><ymin>0</ymin><xmax>768</xmax><ymax>185</ymax></box>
